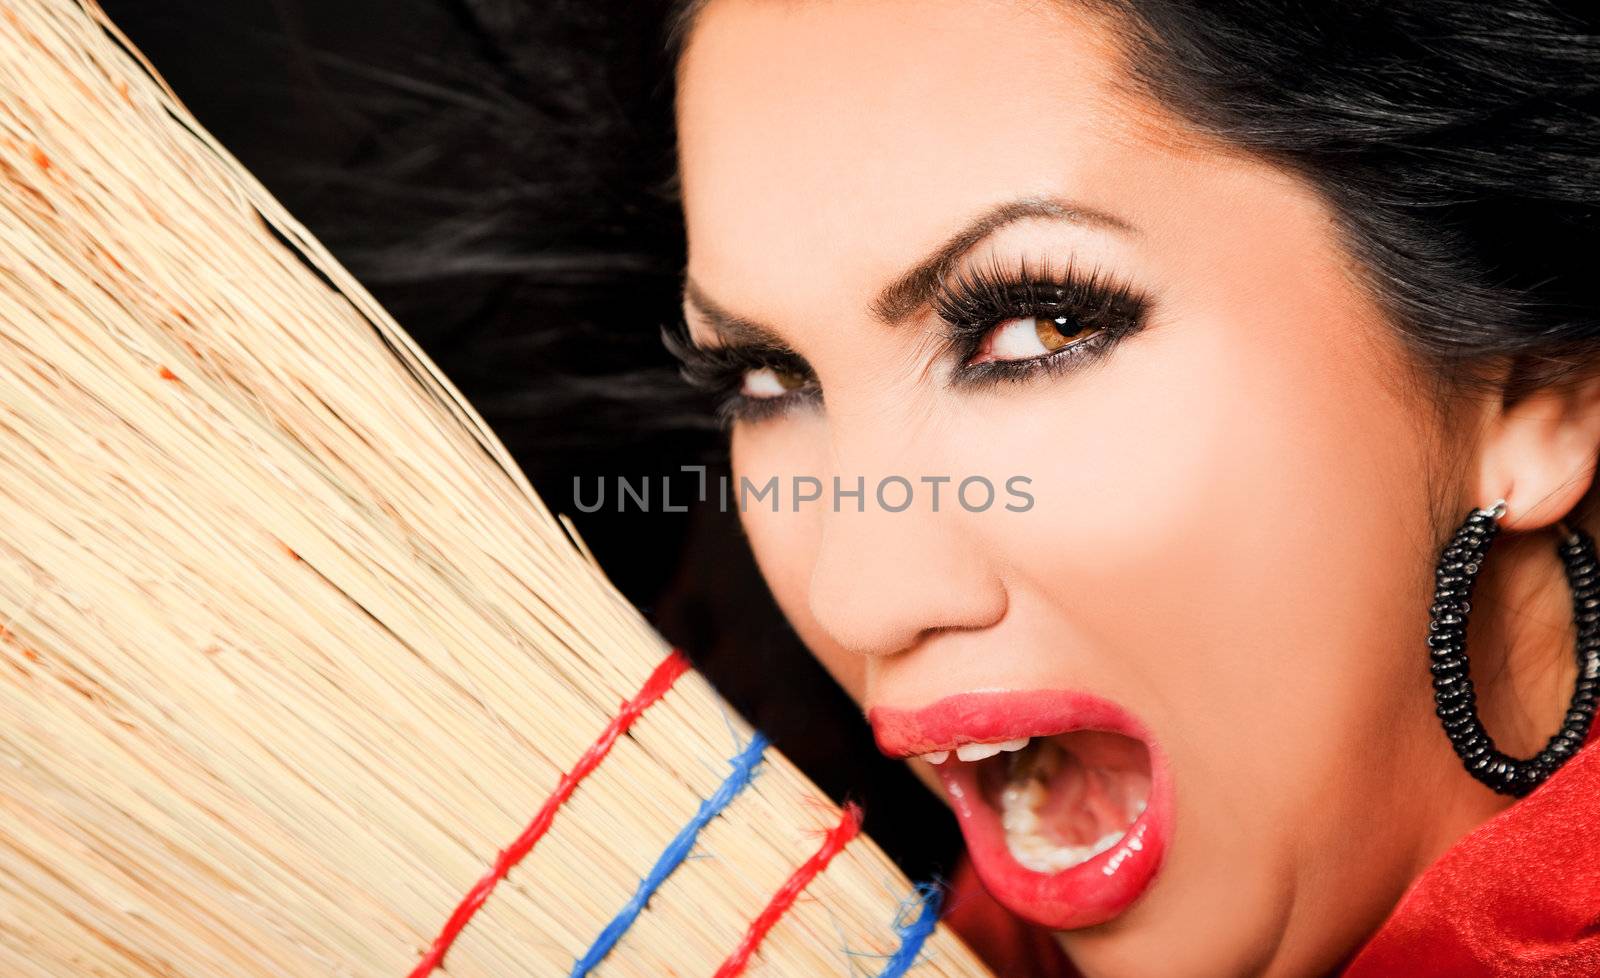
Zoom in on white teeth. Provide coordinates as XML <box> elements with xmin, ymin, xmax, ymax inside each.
<box><xmin>956</xmin><ymin>741</ymin><xmax>1004</xmax><ymax>762</ymax></box>
<box><xmin>921</xmin><ymin>737</ymin><xmax>1030</xmax><ymax>765</ymax></box>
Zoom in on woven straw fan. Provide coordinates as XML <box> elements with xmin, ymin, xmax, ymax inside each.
<box><xmin>0</xmin><ymin>2</ymin><xmax>997</xmax><ymax>976</ymax></box>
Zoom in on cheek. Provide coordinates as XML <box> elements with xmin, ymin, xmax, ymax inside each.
<box><xmin>969</xmin><ymin>243</ymin><xmax>1441</xmax><ymax>817</ymax></box>
<box><xmin>923</xmin><ymin>242</ymin><xmax>1449</xmax><ymax>963</ymax></box>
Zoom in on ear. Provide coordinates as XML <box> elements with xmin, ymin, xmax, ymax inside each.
<box><xmin>1476</xmin><ymin>367</ymin><xmax>1600</xmax><ymax>532</ymax></box>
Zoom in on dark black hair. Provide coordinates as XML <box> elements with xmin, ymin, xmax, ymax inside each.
<box><xmin>107</xmin><ymin>0</ymin><xmax>723</xmax><ymax>599</ymax></box>
<box><xmin>1091</xmin><ymin>1</ymin><xmax>1600</xmax><ymax>403</ymax></box>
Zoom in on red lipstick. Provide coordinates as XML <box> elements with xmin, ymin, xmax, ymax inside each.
<box><xmin>869</xmin><ymin>689</ymin><xmax>1172</xmax><ymax>931</ymax></box>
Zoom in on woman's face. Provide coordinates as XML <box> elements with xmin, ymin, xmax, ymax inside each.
<box><xmin>675</xmin><ymin>1</ymin><xmax>1483</xmax><ymax>974</ymax></box>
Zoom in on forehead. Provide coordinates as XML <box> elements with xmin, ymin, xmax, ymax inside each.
<box><xmin>675</xmin><ymin>0</ymin><xmax>1155</xmax><ymax>319</ymax></box>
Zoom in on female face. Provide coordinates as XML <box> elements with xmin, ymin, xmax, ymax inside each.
<box><xmin>673</xmin><ymin>1</ymin><xmax>1498</xmax><ymax>974</ymax></box>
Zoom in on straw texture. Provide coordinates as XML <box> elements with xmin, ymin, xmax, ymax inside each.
<box><xmin>0</xmin><ymin>2</ymin><xmax>994</xmax><ymax>975</ymax></box>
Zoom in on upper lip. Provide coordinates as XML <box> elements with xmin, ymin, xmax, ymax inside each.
<box><xmin>867</xmin><ymin>687</ymin><xmax>1153</xmax><ymax>757</ymax></box>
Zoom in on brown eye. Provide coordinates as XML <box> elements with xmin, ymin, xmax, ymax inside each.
<box><xmin>970</xmin><ymin>313</ymin><xmax>1097</xmax><ymax>365</ymax></box>
<box><xmin>739</xmin><ymin>365</ymin><xmax>810</xmax><ymax>398</ymax></box>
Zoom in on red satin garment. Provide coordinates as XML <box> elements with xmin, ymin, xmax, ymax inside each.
<box><xmin>942</xmin><ymin>726</ymin><xmax>1600</xmax><ymax>978</ymax></box>
<box><xmin>1341</xmin><ymin>720</ymin><xmax>1600</xmax><ymax>978</ymax></box>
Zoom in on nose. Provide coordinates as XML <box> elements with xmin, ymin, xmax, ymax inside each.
<box><xmin>806</xmin><ymin>471</ymin><xmax>1009</xmax><ymax>658</ymax></box>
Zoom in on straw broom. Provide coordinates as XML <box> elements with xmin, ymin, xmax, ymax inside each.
<box><xmin>0</xmin><ymin>1</ymin><xmax>997</xmax><ymax>975</ymax></box>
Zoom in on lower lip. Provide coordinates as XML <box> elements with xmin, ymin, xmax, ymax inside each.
<box><xmin>937</xmin><ymin>748</ymin><xmax>1169</xmax><ymax>931</ymax></box>
<box><xmin>876</xmin><ymin>691</ymin><xmax>1173</xmax><ymax>931</ymax></box>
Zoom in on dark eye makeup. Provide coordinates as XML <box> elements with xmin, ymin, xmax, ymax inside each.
<box><xmin>666</xmin><ymin>254</ymin><xmax>1150</xmax><ymax>427</ymax></box>
<box><xmin>660</xmin><ymin>320</ymin><xmax>822</xmax><ymax>426</ymax></box>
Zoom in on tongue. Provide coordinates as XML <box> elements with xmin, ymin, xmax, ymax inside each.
<box><xmin>1005</xmin><ymin>731</ymin><xmax>1151</xmax><ymax>848</ymax></box>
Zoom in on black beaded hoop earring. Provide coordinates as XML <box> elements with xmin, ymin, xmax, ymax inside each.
<box><xmin>1429</xmin><ymin>499</ymin><xmax>1600</xmax><ymax>797</ymax></box>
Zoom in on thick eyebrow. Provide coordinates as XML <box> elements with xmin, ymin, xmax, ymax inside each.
<box><xmin>681</xmin><ymin>194</ymin><xmax>1137</xmax><ymax>344</ymax></box>
<box><xmin>680</xmin><ymin>279</ymin><xmax>792</xmax><ymax>350</ymax></box>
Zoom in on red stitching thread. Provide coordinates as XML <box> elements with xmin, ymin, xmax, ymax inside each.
<box><xmin>406</xmin><ymin>649</ymin><xmax>692</xmax><ymax>977</ymax></box>
<box><xmin>711</xmin><ymin>800</ymin><xmax>865</xmax><ymax>978</ymax></box>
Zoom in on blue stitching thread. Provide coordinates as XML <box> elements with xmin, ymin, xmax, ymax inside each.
<box><xmin>569</xmin><ymin>732</ymin><xmax>770</xmax><ymax>976</ymax></box>
<box><xmin>873</xmin><ymin>881</ymin><xmax>944</xmax><ymax>977</ymax></box>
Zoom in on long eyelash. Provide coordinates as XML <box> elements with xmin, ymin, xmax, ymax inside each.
<box><xmin>660</xmin><ymin>318</ymin><xmax>819</xmax><ymax>426</ymax></box>
<box><xmin>932</xmin><ymin>253</ymin><xmax>1151</xmax><ymax>388</ymax></box>
<box><xmin>661</xmin><ymin>256</ymin><xmax>1146</xmax><ymax>426</ymax></box>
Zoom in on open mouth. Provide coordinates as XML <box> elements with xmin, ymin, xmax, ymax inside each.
<box><xmin>869</xmin><ymin>690</ymin><xmax>1171</xmax><ymax>931</ymax></box>
<box><xmin>965</xmin><ymin>731</ymin><xmax>1151</xmax><ymax>874</ymax></box>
